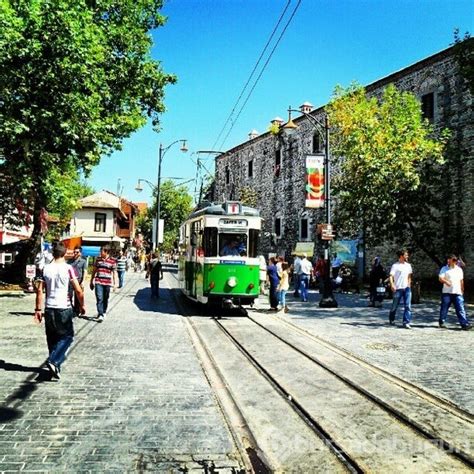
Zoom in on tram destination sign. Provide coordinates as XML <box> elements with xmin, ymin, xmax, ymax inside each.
<box><xmin>219</xmin><ymin>219</ymin><xmax>248</xmax><ymax>227</ymax></box>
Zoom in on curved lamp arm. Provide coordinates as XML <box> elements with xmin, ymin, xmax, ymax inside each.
<box><xmin>282</xmin><ymin>107</ymin><xmax>327</xmax><ymax>142</ymax></box>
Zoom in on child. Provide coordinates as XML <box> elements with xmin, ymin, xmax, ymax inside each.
<box><xmin>277</xmin><ymin>262</ymin><xmax>290</xmax><ymax>313</ymax></box>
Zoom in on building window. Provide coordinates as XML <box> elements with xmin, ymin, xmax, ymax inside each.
<box><xmin>421</xmin><ymin>92</ymin><xmax>435</xmax><ymax>122</ymax></box>
<box><xmin>225</xmin><ymin>166</ymin><xmax>230</xmax><ymax>184</ymax></box>
<box><xmin>248</xmin><ymin>159</ymin><xmax>253</xmax><ymax>178</ymax></box>
<box><xmin>300</xmin><ymin>218</ymin><xmax>309</xmax><ymax>240</ymax></box>
<box><xmin>274</xmin><ymin>150</ymin><xmax>281</xmax><ymax>177</ymax></box>
<box><xmin>312</xmin><ymin>133</ymin><xmax>322</xmax><ymax>153</ymax></box>
<box><xmin>274</xmin><ymin>217</ymin><xmax>281</xmax><ymax>237</ymax></box>
<box><xmin>94</xmin><ymin>213</ymin><xmax>106</xmax><ymax>233</ymax></box>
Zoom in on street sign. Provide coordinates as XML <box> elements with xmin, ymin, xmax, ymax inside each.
<box><xmin>26</xmin><ymin>265</ymin><xmax>36</xmax><ymax>279</ymax></box>
<box><xmin>320</xmin><ymin>223</ymin><xmax>334</xmax><ymax>240</ymax></box>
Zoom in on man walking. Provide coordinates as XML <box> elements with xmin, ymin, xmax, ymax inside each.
<box><xmin>90</xmin><ymin>245</ymin><xmax>117</xmax><ymax>322</ymax></box>
<box><xmin>438</xmin><ymin>254</ymin><xmax>471</xmax><ymax>330</ymax></box>
<box><xmin>34</xmin><ymin>242</ymin><xmax>85</xmax><ymax>380</ymax></box>
<box><xmin>116</xmin><ymin>249</ymin><xmax>127</xmax><ymax>289</ymax></box>
<box><xmin>68</xmin><ymin>246</ymin><xmax>87</xmax><ymax>317</ymax></box>
<box><xmin>299</xmin><ymin>253</ymin><xmax>313</xmax><ymax>302</ymax></box>
<box><xmin>146</xmin><ymin>251</ymin><xmax>164</xmax><ymax>298</ymax></box>
<box><xmin>293</xmin><ymin>254</ymin><xmax>302</xmax><ymax>297</ymax></box>
<box><xmin>388</xmin><ymin>249</ymin><xmax>413</xmax><ymax>328</ymax></box>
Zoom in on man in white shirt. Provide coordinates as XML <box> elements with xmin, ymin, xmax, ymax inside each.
<box><xmin>299</xmin><ymin>254</ymin><xmax>313</xmax><ymax>302</ymax></box>
<box><xmin>388</xmin><ymin>249</ymin><xmax>413</xmax><ymax>328</ymax></box>
<box><xmin>438</xmin><ymin>254</ymin><xmax>471</xmax><ymax>330</ymax></box>
<box><xmin>34</xmin><ymin>242</ymin><xmax>85</xmax><ymax>380</ymax></box>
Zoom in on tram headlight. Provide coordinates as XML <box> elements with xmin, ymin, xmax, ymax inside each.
<box><xmin>248</xmin><ymin>283</ymin><xmax>255</xmax><ymax>289</ymax></box>
<box><xmin>227</xmin><ymin>277</ymin><xmax>237</xmax><ymax>288</ymax></box>
<box><xmin>209</xmin><ymin>281</ymin><xmax>215</xmax><ymax>289</ymax></box>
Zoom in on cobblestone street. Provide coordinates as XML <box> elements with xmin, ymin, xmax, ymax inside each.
<box><xmin>0</xmin><ymin>270</ymin><xmax>240</xmax><ymax>472</ymax></box>
<box><xmin>0</xmin><ymin>268</ymin><xmax>473</xmax><ymax>472</ymax></box>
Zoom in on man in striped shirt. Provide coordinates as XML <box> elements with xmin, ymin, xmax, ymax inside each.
<box><xmin>116</xmin><ymin>249</ymin><xmax>128</xmax><ymax>288</ymax></box>
<box><xmin>90</xmin><ymin>245</ymin><xmax>117</xmax><ymax>322</ymax></box>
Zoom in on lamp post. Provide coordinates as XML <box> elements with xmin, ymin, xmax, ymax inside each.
<box><xmin>135</xmin><ymin>140</ymin><xmax>188</xmax><ymax>250</ymax></box>
<box><xmin>282</xmin><ymin>106</ymin><xmax>337</xmax><ymax>308</ymax></box>
<box><xmin>135</xmin><ymin>175</ymin><xmax>194</xmax><ymax>249</ymax></box>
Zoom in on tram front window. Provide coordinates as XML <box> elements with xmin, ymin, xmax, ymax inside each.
<box><xmin>219</xmin><ymin>233</ymin><xmax>247</xmax><ymax>257</ymax></box>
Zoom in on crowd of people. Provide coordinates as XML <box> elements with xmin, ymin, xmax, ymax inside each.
<box><xmin>32</xmin><ymin>242</ymin><xmax>470</xmax><ymax>382</ymax></box>
<box><xmin>259</xmin><ymin>249</ymin><xmax>471</xmax><ymax>332</ymax></box>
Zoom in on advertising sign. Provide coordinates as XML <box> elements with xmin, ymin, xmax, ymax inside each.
<box><xmin>26</xmin><ymin>265</ymin><xmax>36</xmax><ymax>279</ymax></box>
<box><xmin>305</xmin><ymin>154</ymin><xmax>324</xmax><ymax>208</ymax></box>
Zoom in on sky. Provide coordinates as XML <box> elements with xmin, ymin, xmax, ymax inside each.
<box><xmin>87</xmin><ymin>0</ymin><xmax>474</xmax><ymax>206</ymax></box>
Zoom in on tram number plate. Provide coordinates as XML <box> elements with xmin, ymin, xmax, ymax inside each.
<box><xmin>219</xmin><ymin>260</ymin><xmax>245</xmax><ymax>265</ymax></box>
<box><xmin>220</xmin><ymin>219</ymin><xmax>247</xmax><ymax>226</ymax></box>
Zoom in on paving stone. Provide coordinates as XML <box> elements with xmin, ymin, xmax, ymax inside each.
<box><xmin>0</xmin><ymin>272</ymin><xmax>239</xmax><ymax>471</ymax></box>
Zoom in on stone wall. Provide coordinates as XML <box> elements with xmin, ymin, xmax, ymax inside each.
<box><xmin>214</xmin><ymin>43</ymin><xmax>473</xmax><ymax>287</ymax></box>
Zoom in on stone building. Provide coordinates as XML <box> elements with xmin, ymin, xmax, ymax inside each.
<box><xmin>213</xmin><ymin>42</ymin><xmax>473</xmax><ymax>286</ymax></box>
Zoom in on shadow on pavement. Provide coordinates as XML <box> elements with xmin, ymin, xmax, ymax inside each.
<box><xmin>0</xmin><ymin>407</ymin><xmax>22</xmax><ymax>423</ymax></box>
<box><xmin>0</xmin><ymin>359</ymin><xmax>42</xmax><ymax>373</ymax></box>
<box><xmin>133</xmin><ymin>288</ymin><xmax>180</xmax><ymax>314</ymax></box>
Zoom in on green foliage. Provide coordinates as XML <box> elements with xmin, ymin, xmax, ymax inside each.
<box><xmin>239</xmin><ymin>186</ymin><xmax>258</xmax><ymax>207</ymax></box>
<box><xmin>0</xmin><ymin>0</ymin><xmax>175</xmax><ymax>264</ymax></box>
<box><xmin>150</xmin><ymin>180</ymin><xmax>193</xmax><ymax>252</ymax></box>
<box><xmin>453</xmin><ymin>30</ymin><xmax>473</xmax><ymax>94</ymax></box>
<box><xmin>327</xmin><ymin>83</ymin><xmax>450</xmax><ymax>265</ymax></box>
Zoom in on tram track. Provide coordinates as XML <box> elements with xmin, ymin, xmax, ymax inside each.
<box><xmin>174</xmin><ymin>298</ymin><xmax>473</xmax><ymax>471</ymax></box>
<box><xmin>244</xmin><ymin>312</ymin><xmax>474</xmax><ymax>467</ymax></box>
<box><xmin>257</xmin><ymin>310</ymin><xmax>473</xmax><ymax>422</ymax></box>
<box><xmin>213</xmin><ymin>314</ymin><xmax>472</xmax><ymax>471</ymax></box>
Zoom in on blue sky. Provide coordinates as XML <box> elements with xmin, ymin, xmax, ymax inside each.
<box><xmin>87</xmin><ymin>0</ymin><xmax>474</xmax><ymax>205</ymax></box>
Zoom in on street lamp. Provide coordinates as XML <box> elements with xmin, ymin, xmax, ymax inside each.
<box><xmin>282</xmin><ymin>106</ymin><xmax>337</xmax><ymax>308</ymax></box>
<box><xmin>135</xmin><ymin>140</ymin><xmax>188</xmax><ymax>250</ymax></box>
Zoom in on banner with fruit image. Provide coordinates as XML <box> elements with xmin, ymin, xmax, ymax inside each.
<box><xmin>305</xmin><ymin>154</ymin><xmax>324</xmax><ymax>208</ymax></box>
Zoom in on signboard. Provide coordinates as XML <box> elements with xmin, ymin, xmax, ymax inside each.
<box><xmin>321</xmin><ymin>223</ymin><xmax>334</xmax><ymax>240</ymax></box>
<box><xmin>305</xmin><ymin>154</ymin><xmax>325</xmax><ymax>209</ymax></box>
<box><xmin>225</xmin><ymin>202</ymin><xmax>241</xmax><ymax>215</ymax></box>
<box><xmin>26</xmin><ymin>265</ymin><xmax>36</xmax><ymax>279</ymax></box>
<box><xmin>219</xmin><ymin>219</ymin><xmax>247</xmax><ymax>227</ymax></box>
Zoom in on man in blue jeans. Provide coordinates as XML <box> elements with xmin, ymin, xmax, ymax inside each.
<box><xmin>34</xmin><ymin>242</ymin><xmax>85</xmax><ymax>380</ymax></box>
<box><xmin>388</xmin><ymin>249</ymin><xmax>413</xmax><ymax>329</ymax></box>
<box><xmin>438</xmin><ymin>254</ymin><xmax>471</xmax><ymax>330</ymax></box>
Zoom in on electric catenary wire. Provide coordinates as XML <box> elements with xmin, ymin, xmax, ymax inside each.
<box><xmin>211</xmin><ymin>0</ymin><xmax>291</xmax><ymax>149</ymax></box>
<box><xmin>217</xmin><ymin>0</ymin><xmax>302</xmax><ymax>151</ymax></box>
<box><xmin>209</xmin><ymin>0</ymin><xmax>296</xmax><ymax>153</ymax></box>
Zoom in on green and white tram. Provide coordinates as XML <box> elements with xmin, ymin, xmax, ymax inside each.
<box><xmin>178</xmin><ymin>201</ymin><xmax>262</xmax><ymax>308</ymax></box>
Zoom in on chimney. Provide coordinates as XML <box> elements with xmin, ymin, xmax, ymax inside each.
<box><xmin>248</xmin><ymin>129</ymin><xmax>259</xmax><ymax>140</ymax></box>
<box><xmin>270</xmin><ymin>116</ymin><xmax>284</xmax><ymax>126</ymax></box>
<box><xmin>300</xmin><ymin>102</ymin><xmax>314</xmax><ymax>114</ymax></box>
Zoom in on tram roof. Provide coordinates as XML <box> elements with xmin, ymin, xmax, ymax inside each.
<box><xmin>188</xmin><ymin>201</ymin><xmax>260</xmax><ymax>219</ymax></box>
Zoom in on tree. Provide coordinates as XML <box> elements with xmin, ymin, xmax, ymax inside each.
<box><xmin>0</xmin><ymin>0</ymin><xmax>175</xmax><ymax>278</ymax></box>
<box><xmin>150</xmin><ymin>180</ymin><xmax>193</xmax><ymax>252</ymax></box>
<box><xmin>326</xmin><ymin>83</ymin><xmax>450</xmax><ymax>265</ymax></box>
<box><xmin>453</xmin><ymin>31</ymin><xmax>473</xmax><ymax>94</ymax></box>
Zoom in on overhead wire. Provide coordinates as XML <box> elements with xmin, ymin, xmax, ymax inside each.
<box><xmin>210</xmin><ymin>0</ymin><xmax>293</xmax><ymax>152</ymax></box>
<box><xmin>217</xmin><ymin>0</ymin><xmax>302</xmax><ymax>151</ymax></box>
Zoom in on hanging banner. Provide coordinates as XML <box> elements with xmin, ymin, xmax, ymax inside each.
<box><xmin>305</xmin><ymin>154</ymin><xmax>325</xmax><ymax>208</ymax></box>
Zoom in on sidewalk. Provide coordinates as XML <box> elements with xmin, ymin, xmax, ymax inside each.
<box><xmin>253</xmin><ymin>289</ymin><xmax>474</xmax><ymax>414</ymax></box>
<box><xmin>0</xmin><ymin>271</ymin><xmax>239</xmax><ymax>471</ymax></box>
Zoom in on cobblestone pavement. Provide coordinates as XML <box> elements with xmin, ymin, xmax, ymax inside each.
<box><xmin>0</xmin><ymin>269</ymin><xmax>241</xmax><ymax>472</ymax></box>
<box><xmin>1</xmin><ymin>268</ymin><xmax>473</xmax><ymax>472</ymax></box>
<box><xmin>252</xmin><ymin>288</ymin><xmax>474</xmax><ymax>414</ymax></box>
